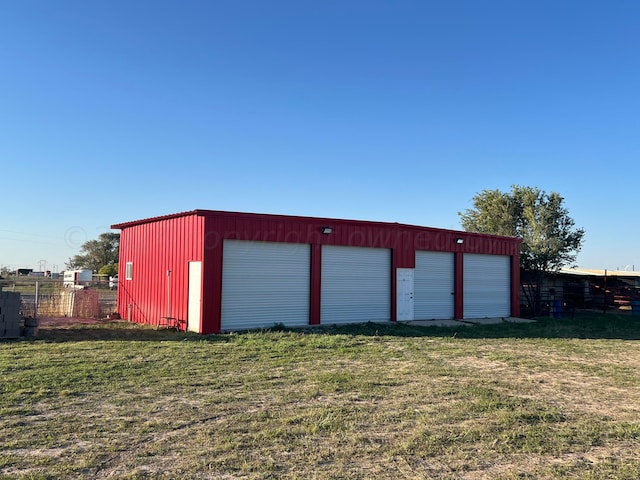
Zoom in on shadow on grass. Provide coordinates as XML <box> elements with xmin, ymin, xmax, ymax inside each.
<box><xmin>19</xmin><ymin>311</ymin><xmax>640</xmax><ymax>343</ymax></box>
<box><xmin>318</xmin><ymin>312</ymin><xmax>640</xmax><ymax>341</ymax></box>
<box><xmin>29</xmin><ymin>322</ymin><xmax>228</xmax><ymax>343</ymax></box>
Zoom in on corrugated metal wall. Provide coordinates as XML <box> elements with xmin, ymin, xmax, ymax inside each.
<box><xmin>200</xmin><ymin>211</ymin><xmax>520</xmax><ymax>267</ymax></box>
<box><xmin>114</xmin><ymin>210</ymin><xmax>521</xmax><ymax>332</ymax></box>
<box><xmin>116</xmin><ymin>214</ymin><xmax>204</xmax><ymax>328</ymax></box>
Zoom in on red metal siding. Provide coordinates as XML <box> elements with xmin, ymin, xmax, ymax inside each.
<box><xmin>197</xmin><ymin>211</ymin><xmax>520</xmax><ymax>258</ymax></box>
<box><xmin>114</xmin><ymin>210</ymin><xmax>521</xmax><ymax>333</ymax></box>
<box><xmin>511</xmin><ymin>256</ymin><xmax>521</xmax><ymax>317</ymax></box>
<box><xmin>116</xmin><ymin>214</ymin><xmax>204</xmax><ymax>329</ymax></box>
<box><xmin>309</xmin><ymin>244</ymin><xmax>322</xmax><ymax>325</ymax></box>
<box><xmin>390</xmin><ymin>249</ymin><xmax>398</xmax><ymax>321</ymax></box>
<box><xmin>201</xmin><ymin>224</ymin><xmax>223</xmax><ymax>335</ymax></box>
<box><xmin>454</xmin><ymin>253</ymin><xmax>464</xmax><ymax>319</ymax></box>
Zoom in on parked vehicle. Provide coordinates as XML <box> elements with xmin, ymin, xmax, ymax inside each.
<box><xmin>109</xmin><ymin>274</ymin><xmax>118</xmax><ymax>289</ymax></box>
<box><xmin>63</xmin><ymin>269</ymin><xmax>93</xmax><ymax>288</ymax></box>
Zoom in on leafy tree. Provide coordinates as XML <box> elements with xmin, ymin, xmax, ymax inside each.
<box><xmin>66</xmin><ymin>233</ymin><xmax>120</xmax><ymax>273</ymax></box>
<box><xmin>459</xmin><ymin>185</ymin><xmax>585</xmax><ymax>315</ymax></box>
<box><xmin>98</xmin><ymin>264</ymin><xmax>118</xmax><ymax>277</ymax></box>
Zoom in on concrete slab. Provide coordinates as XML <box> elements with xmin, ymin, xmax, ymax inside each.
<box><xmin>460</xmin><ymin>317</ymin><xmax>537</xmax><ymax>325</ymax></box>
<box><xmin>461</xmin><ymin>317</ymin><xmax>506</xmax><ymax>325</ymax></box>
<box><xmin>406</xmin><ymin>319</ymin><xmax>472</xmax><ymax>327</ymax></box>
<box><xmin>504</xmin><ymin>317</ymin><xmax>537</xmax><ymax>324</ymax></box>
<box><xmin>404</xmin><ymin>317</ymin><xmax>536</xmax><ymax>328</ymax></box>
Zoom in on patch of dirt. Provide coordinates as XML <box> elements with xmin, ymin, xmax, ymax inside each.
<box><xmin>443</xmin><ymin>353</ymin><xmax>640</xmax><ymax>419</ymax></box>
<box><xmin>458</xmin><ymin>446</ymin><xmax>640</xmax><ymax>480</ymax></box>
<box><xmin>37</xmin><ymin>316</ymin><xmax>111</xmax><ymax>327</ymax></box>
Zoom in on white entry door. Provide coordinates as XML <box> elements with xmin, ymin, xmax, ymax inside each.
<box><xmin>187</xmin><ymin>261</ymin><xmax>202</xmax><ymax>333</ymax></box>
<box><xmin>396</xmin><ymin>268</ymin><xmax>414</xmax><ymax>321</ymax></box>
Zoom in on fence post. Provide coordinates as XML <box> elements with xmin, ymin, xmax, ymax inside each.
<box><xmin>34</xmin><ymin>281</ymin><xmax>39</xmax><ymax>319</ymax></box>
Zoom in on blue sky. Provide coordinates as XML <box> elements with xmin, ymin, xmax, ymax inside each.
<box><xmin>1</xmin><ymin>1</ymin><xmax>639</xmax><ymax>272</ymax></box>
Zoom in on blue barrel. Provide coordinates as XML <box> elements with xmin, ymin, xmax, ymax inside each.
<box><xmin>632</xmin><ymin>300</ymin><xmax>640</xmax><ymax>316</ymax></box>
<box><xmin>553</xmin><ymin>299</ymin><xmax>562</xmax><ymax>318</ymax></box>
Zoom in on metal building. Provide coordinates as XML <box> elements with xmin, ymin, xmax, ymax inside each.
<box><xmin>111</xmin><ymin>210</ymin><xmax>521</xmax><ymax>334</ymax></box>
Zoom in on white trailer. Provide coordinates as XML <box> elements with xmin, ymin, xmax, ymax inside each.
<box><xmin>63</xmin><ymin>269</ymin><xmax>93</xmax><ymax>288</ymax></box>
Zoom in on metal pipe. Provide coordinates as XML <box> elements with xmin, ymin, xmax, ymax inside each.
<box><xmin>166</xmin><ymin>270</ymin><xmax>172</xmax><ymax>318</ymax></box>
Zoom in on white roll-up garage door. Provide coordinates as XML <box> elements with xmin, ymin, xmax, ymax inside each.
<box><xmin>464</xmin><ymin>254</ymin><xmax>511</xmax><ymax>318</ymax></box>
<box><xmin>222</xmin><ymin>240</ymin><xmax>310</xmax><ymax>330</ymax></box>
<box><xmin>414</xmin><ymin>251</ymin><xmax>455</xmax><ymax>320</ymax></box>
<box><xmin>321</xmin><ymin>245</ymin><xmax>391</xmax><ymax>325</ymax></box>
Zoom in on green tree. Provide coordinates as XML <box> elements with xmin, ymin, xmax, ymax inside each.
<box><xmin>98</xmin><ymin>264</ymin><xmax>118</xmax><ymax>277</ymax></box>
<box><xmin>459</xmin><ymin>185</ymin><xmax>585</xmax><ymax>315</ymax></box>
<box><xmin>66</xmin><ymin>232</ymin><xmax>120</xmax><ymax>273</ymax></box>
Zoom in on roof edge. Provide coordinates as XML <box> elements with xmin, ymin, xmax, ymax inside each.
<box><xmin>558</xmin><ymin>268</ymin><xmax>640</xmax><ymax>277</ymax></box>
<box><xmin>111</xmin><ymin>210</ymin><xmax>202</xmax><ymax>229</ymax></box>
<box><xmin>110</xmin><ymin>208</ymin><xmax>521</xmax><ymax>242</ymax></box>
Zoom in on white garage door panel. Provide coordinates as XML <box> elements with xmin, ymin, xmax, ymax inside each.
<box><xmin>321</xmin><ymin>246</ymin><xmax>391</xmax><ymax>325</ymax></box>
<box><xmin>464</xmin><ymin>254</ymin><xmax>511</xmax><ymax>318</ymax></box>
<box><xmin>414</xmin><ymin>251</ymin><xmax>455</xmax><ymax>320</ymax></box>
<box><xmin>222</xmin><ymin>240</ymin><xmax>310</xmax><ymax>330</ymax></box>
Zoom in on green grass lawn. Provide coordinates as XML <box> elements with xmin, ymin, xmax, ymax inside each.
<box><xmin>2</xmin><ymin>313</ymin><xmax>640</xmax><ymax>479</ymax></box>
